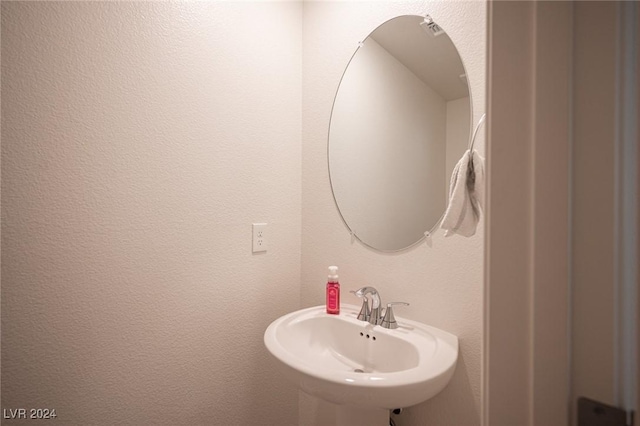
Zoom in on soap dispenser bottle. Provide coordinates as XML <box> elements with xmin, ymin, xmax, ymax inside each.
<box><xmin>326</xmin><ymin>266</ymin><xmax>340</xmax><ymax>315</ymax></box>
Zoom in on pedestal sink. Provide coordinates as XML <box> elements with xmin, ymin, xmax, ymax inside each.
<box><xmin>263</xmin><ymin>304</ymin><xmax>458</xmax><ymax>426</ymax></box>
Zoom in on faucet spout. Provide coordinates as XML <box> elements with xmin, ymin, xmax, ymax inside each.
<box><xmin>354</xmin><ymin>287</ymin><xmax>380</xmax><ymax>308</ymax></box>
<box><xmin>354</xmin><ymin>287</ymin><xmax>382</xmax><ymax>325</ymax></box>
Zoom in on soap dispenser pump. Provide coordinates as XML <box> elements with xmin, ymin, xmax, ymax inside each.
<box><xmin>326</xmin><ymin>266</ymin><xmax>340</xmax><ymax>315</ymax></box>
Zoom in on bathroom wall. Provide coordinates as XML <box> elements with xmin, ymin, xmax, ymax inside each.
<box><xmin>1</xmin><ymin>2</ymin><xmax>301</xmax><ymax>425</ymax></box>
<box><xmin>301</xmin><ymin>1</ymin><xmax>485</xmax><ymax>425</ymax></box>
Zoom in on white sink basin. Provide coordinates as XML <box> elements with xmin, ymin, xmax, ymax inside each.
<box><xmin>264</xmin><ymin>304</ymin><xmax>458</xmax><ymax>411</ymax></box>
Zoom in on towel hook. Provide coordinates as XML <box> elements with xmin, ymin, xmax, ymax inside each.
<box><xmin>468</xmin><ymin>113</ymin><xmax>486</xmax><ymax>152</ymax></box>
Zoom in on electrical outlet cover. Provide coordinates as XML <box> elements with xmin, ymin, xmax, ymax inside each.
<box><xmin>252</xmin><ymin>223</ymin><xmax>267</xmax><ymax>253</ymax></box>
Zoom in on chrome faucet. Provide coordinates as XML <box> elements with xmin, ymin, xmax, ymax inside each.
<box><xmin>352</xmin><ymin>287</ymin><xmax>382</xmax><ymax>325</ymax></box>
<box><xmin>352</xmin><ymin>287</ymin><xmax>410</xmax><ymax>329</ymax></box>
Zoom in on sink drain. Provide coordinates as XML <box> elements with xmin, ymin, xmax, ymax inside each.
<box><xmin>354</xmin><ymin>368</ymin><xmax>364</xmax><ymax>373</ymax></box>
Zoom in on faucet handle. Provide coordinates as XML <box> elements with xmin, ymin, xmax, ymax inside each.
<box><xmin>350</xmin><ymin>290</ymin><xmax>371</xmax><ymax>322</ymax></box>
<box><xmin>380</xmin><ymin>302</ymin><xmax>410</xmax><ymax>329</ymax></box>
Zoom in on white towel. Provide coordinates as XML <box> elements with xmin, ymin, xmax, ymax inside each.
<box><xmin>440</xmin><ymin>149</ymin><xmax>485</xmax><ymax>237</ymax></box>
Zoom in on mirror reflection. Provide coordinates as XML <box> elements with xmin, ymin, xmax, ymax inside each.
<box><xmin>328</xmin><ymin>15</ymin><xmax>471</xmax><ymax>251</ymax></box>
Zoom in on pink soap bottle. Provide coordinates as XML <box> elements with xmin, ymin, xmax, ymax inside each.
<box><xmin>326</xmin><ymin>266</ymin><xmax>340</xmax><ymax>315</ymax></box>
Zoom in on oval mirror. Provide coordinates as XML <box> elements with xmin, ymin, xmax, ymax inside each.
<box><xmin>328</xmin><ymin>15</ymin><xmax>472</xmax><ymax>251</ymax></box>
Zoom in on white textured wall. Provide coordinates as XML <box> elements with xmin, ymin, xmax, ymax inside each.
<box><xmin>302</xmin><ymin>2</ymin><xmax>485</xmax><ymax>425</ymax></box>
<box><xmin>2</xmin><ymin>2</ymin><xmax>484</xmax><ymax>425</ymax></box>
<box><xmin>329</xmin><ymin>38</ymin><xmax>447</xmax><ymax>250</ymax></box>
<box><xmin>1</xmin><ymin>2</ymin><xmax>301</xmax><ymax>425</ymax></box>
